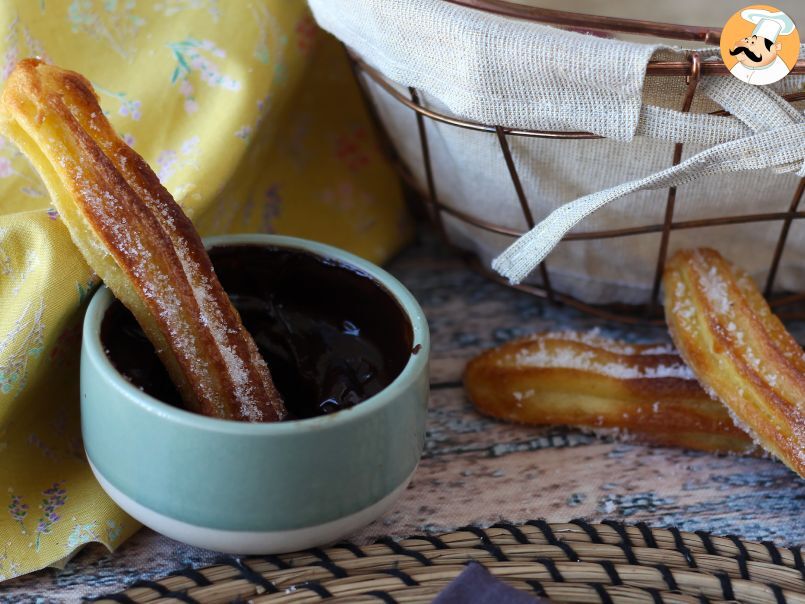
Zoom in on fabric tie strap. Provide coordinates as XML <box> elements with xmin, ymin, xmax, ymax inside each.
<box><xmin>492</xmin><ymin>78</ymin><xmax>805</xmax><ymax>285</ymax></box>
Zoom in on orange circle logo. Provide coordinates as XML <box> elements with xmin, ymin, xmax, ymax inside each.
<box><xmin>720</xmin><ymin>5</ymin><xmax>799</xmax><ymax>85</ymax></box>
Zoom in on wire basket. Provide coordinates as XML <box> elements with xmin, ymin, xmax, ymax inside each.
<box><xmin>344</xmin><ymin>0</ymin><xmax>805</xmax><ymax>325</ymax></box>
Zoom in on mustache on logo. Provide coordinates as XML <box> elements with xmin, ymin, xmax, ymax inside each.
<box><xmin>730</xmin><ymin>46</ymin><xmax>763</xmax><ymax>62</ymax></box>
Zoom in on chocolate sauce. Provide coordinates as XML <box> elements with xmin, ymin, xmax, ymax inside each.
<box><xmin>100</xmin><ymin>244</ymin><xmax>413</xmax><ymax>420</ymax></box>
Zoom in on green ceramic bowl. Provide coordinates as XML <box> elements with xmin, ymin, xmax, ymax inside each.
<box><xmin>81</xmin><ymin>234</ymin><xmax>429</xmax><ymax>554</ymax></box>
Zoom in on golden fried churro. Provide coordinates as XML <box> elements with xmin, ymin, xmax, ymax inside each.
<box><xmin>664</xmin><ymin>248</ymin><xmax>805</xmax><ymax>476</ymax></box>
<box><xmin>464</xmin><ymin>331</ymin><xmax>754</xmax><ymax>453</ymax></box>
<box><xmin>1</xmin><ymin>59</ymin><xmax>286</xmax><ymax>422</ymax></box>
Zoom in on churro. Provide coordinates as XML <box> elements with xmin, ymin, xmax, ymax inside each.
<box><xmin>1</xmin><ymin>59</ymin><xmax>286</xmax><ymax>421</ymax></box>
<box><xmin>464</xmin><ymin>331</ymin><xmax>754</xmax><ymax>453</ymax></box>
<box><xmin>663</xmin><ymin>248</ymin><xmax>805</xmax><ymax>476</ymax></box>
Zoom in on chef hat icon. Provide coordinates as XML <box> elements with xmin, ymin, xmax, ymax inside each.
<box><xmin>740</xmin><ymin>8</ymin><xmax>796</xmax><ymax>42</ymax></box>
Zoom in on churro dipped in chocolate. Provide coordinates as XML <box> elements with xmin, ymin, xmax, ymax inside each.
<box><xmin>663</xmin><ymin>248</ymin><xmax>805</xmax><ymax>476</ymax></box>
<box><xmin>464</xmin><ymin>331</ymin><xmax>754</xmax><ymax>453</ymax></box>
<box><xmin>1</xmin><ymin>59</ymin><xmax>286</xmax><ymax>422</ymax></box>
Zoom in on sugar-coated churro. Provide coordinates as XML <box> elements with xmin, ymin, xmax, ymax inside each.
<box><xmin>1</xmin><ymin>59</ymin><xmax>286</xmax><ymax>422</ymax></box>
<box><xmin>663</xmin><ymin>248</ymin><xmax>805</xmax><ymax>476</ymax></box>
<box><xmin>464</xmin><ymin>331</ymin><xmax>754</xmax><ymax>453</ymax></box>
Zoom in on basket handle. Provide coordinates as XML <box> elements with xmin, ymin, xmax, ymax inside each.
<box><xmin>492</xmin><ymin>78</ymin><xmax>805</xmax><ymax>285</ymax></box>
<box><xmin>445</xmin><ymin>0</ymin><xmax>723</xmax><ymax>45</ymax></box>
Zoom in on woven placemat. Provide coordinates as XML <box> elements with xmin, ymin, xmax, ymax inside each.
<box><xmin>90</xmin><ymin>520</ymin><xmax>805</xmax><ymax>603</ymax></box>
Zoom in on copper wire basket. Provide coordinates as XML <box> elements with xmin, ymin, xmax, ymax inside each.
<box><xmin>345</xmin><ymin>0</ymin><xmax>805</xmax><ymax>325</ymax></box>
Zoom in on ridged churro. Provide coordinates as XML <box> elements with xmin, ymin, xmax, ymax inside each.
<box><xmin>464</xmin><ymin>331</ymin><xmax>754</xmax><ymax>453</ymax></box>
<box><xmin>1</xmin><ymin>59</ymin><xmax>286</xmax><ymax>422</ymax></box>
<box><xmin>663</xmin><ymin>248</ymin><xmax>805</xmax><ymax>476</ymax></box>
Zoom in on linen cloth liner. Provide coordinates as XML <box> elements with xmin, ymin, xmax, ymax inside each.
<box><xmin>310</xmin><ymin>0</ymin><xmax>661</xmax><ymax>141</ymax></box>
<box><xmin>310</xmin><ymin>0</ymin><xmax>805</xmax><ymax>303</ymax></box>
<box><xmin>494</xmin><ymin>78</ymin><xmax>805</xmax><ymax>283</ymax></box>
<box><xmin>0</xmin><ymin>0</ymin><xmax>408</xmax><ymax>582</ymax></box>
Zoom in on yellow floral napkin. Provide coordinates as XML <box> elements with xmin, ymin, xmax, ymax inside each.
<box><xmin>0</xmin><ymin>0</ymin><xmax>408</xmax><ymax>581</ymax></box>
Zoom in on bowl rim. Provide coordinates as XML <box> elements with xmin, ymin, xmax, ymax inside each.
<box><xmin>82</xmin><ymin>234</ymin><xmax>430</xmax><ymax>435</ymax></box>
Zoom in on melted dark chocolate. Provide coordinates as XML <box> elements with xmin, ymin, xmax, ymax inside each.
<box><xmin>101</xmin><ymin>244</ymin><xmax>413</xmax><ymax>420</ymax></box>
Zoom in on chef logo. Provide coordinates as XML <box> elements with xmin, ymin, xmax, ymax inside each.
<box><xmin>720</xmin><ymin>5</ymin><xmax>799</xmax><ymax>85</ymax></box>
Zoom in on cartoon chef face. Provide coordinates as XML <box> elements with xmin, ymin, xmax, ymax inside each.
<box><xmin>729</xmin><ymin>34</ymin><xmax>781</xmax><ymax>68</ymax></box>
<box><xmin>723</xmin><ymin>8</ymin><xmax>797</xmax><ymax>85</ymax></box>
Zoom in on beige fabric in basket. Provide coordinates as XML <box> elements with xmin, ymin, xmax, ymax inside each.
<box><xmin>494</xmin><ymin>79</ymin><xmax>805</xmax><ymax>284</ymax></box>
<box><xmin>310</xmin><ymin>0</ymin><xmax>805</xmax><ymax>304</ymax></box>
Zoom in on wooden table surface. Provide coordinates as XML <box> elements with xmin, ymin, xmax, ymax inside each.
<box><xmin>3</xmin><ymin>230</ymin><xmax>804</xmax><ymax>603</ymax></box>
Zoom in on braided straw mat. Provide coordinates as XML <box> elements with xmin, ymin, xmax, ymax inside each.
<box><xmin>90</xmin><ymin>520</ymin><xmax>805</xmax><ymax>603</ymax></box>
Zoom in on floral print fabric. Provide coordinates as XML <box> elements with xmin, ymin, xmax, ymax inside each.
<box><xmin>0</xmin><ymin>0</ymin><xmax>409</xmax><ymax>581</ymax></box>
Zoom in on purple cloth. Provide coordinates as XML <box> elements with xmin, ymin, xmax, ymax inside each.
<box><xmin>432</xmin><ymin>562</ymin><xmax>549</xmax><ymax>604</ymax></box>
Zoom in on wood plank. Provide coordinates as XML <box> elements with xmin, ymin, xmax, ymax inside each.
<box><xmin>353</xmin><ymin>442</ymin><xmax>805</xmax><ymax>546</ymax></box>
